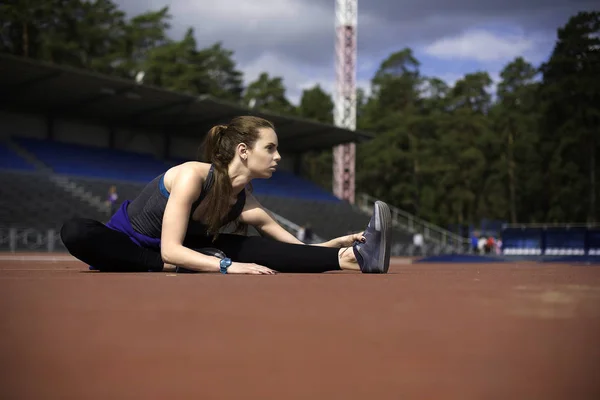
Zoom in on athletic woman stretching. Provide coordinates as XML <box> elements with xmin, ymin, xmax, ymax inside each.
<box><xmin>60</xmin><ymin>116</ymin><xmax>392</xmax><ymax>274</ymax></box>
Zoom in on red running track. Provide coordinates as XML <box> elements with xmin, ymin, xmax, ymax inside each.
<box><xmin>1</xmin><ymin>254</ymin><xmax>599</xmax><ymax>399</ymax></box>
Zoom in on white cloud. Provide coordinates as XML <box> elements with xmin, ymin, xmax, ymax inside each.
<box><xmin>424</xmin><ymin>29</ymin><xmax>535</xmax><ymax>62</ymax></box>
<box><xmin>112</xmin><ymin>0</ymin><xmax>582</xmax><ymax>109</ymax></box>
<box><xmin>240</xmin><ymin>52</ymin><xmax>323</xmax><ymax>105</ymax></box>
<box><xmin>165</xmin><ymin>0</ymin><xmax>333</xmax><ymax>63</ymax></box>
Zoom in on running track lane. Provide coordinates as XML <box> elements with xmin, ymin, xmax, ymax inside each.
<box><xmin>1</xmin><ymin>256</ymin><xmax>599</xmax><ymax>399</ymax></box>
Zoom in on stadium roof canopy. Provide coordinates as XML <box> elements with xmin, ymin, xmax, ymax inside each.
<box><xmin>0</xmin><ymin>54</ymin><xmax>374</xmax><ymax>153</ymax></box>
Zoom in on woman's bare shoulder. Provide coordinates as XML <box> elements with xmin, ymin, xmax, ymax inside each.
<box><xmin>163</xmin><ymin>161</ymin><xmax>211</xmax><ymax>192</ymax></box>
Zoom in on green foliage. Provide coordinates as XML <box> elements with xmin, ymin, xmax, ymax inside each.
<box><xmin>353</xmin><ymin>11</ymin><xmax>599</xmax><ymax>227</ymax></box>
<box><xmin>1</xmin><ymin>3</ymin><xmax>597</xmax><ymax>226</ymax></box>
<box><xmin>243</xmin><ymin>72</ymin><xmax>294</xmax><ymax>114</ymax></box>
<box><xmin>296</xmin><ymin>84</ymin><xmax>334</xmax><ymax>190</ymax></box>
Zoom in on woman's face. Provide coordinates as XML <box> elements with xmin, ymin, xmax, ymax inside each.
<box><xmin>246</xmin><ymin>127</ymin><xmax>281</xmax><ymax>178</ymax></box>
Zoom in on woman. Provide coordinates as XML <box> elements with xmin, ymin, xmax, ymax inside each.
<box><xmin>60</xmin><ymin>116</ymin><xmax>392</xmax><ymax>274</ymax></box>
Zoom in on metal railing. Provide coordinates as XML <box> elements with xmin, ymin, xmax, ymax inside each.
<box><xmin>355</xmin><ymin>192</ymin><xmax>471</xmax><ymax>250</ymax></box>
<box><xmin>0</xmin><ymin>226</ymin><xmax>64</xmax><ymax>252</ymax></box>
<box><xmin>268</xmin><ymin>211</ymin><xmax>323</xmax><ymax>244</ymax></box>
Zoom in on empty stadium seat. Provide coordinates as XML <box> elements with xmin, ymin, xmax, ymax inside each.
<box><xmin>13</xmin><ymin>137</ymin><xmax>167</xmax><ymax>182</ymax></box>
<box><xmin>251</xmin><ymin>170</ymin><xmax>341</xmax><ymax>201</ymax></box>
<box><xmin>0</xmin><ymin>142</ymin><xmax>35</xmax><ymax>171</ymax></box>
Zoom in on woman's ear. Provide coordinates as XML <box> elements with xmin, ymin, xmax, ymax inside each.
<box><xmin>237</xmin><ymin>142</ymin><xmax>248</xmax><ymax>161</ymax></box>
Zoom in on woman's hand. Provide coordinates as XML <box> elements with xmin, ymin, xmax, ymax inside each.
<box><xmin>227</xmin><ymin>262</ymin><xmax>277</xmax><ymax>275</ymax></box>
<box><xmin>335</xmin><ymin>232</ymin><xmax>366</xmax><ymax>248</ymax></box>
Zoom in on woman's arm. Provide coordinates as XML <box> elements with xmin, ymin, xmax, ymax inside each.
<box><xmin>240</xmin><ymin>192</ymin><xmax>352</xmax><ymax>248</ymax></box>
<box><xmin>160</xmin><ymin>167</ymin><xmax>222</xmax><ymax>272</ymax></box>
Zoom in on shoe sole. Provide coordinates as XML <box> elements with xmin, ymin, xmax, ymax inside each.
<box><xmin>374</xmin><ymin>201</ymin><xmax>392</xmax><ymax>273</ymax></box>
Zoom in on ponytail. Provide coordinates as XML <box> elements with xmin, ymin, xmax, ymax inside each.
<box><xmin>197</xmin><ymin>116</ymin><xmax>275</xmax><ymax>238</ymax></box>
<box><xmin>203</xmin><ymin>124</ymin><xmax>228</xmax><ymax>163</ymax></box>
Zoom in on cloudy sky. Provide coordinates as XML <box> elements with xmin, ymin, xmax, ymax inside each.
<box><xmin>115</xmin><ymin>0</ymin><xmax>596</xmax><ymax>104</ymax></box>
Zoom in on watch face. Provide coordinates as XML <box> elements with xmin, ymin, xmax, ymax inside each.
<box><xmin>220</xmin><ymin>258</ymin><xmax>232</xmax><ymax>273</ymax></box>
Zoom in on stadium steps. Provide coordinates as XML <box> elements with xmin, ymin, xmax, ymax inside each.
<box><xmin>0</xmin><ymin>170</ymin><xmax>107</xmax><ymax>230</ymax></box>
<box><xmin>48</xmin><ymin>175</ymin><xmax>107</xmax><ymax>213</ymax></box>
<box><xmin>7</xmin><ymin>138</ymin><xmax>119</xmax><ymax>214</ymax></box>
<box><xmin>2</xmin><ymin>138</ymin><xmax>46</xmax><ymax>172</ymax></box>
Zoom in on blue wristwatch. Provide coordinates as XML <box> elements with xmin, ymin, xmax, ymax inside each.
<box><xmin>219</xmin><ymin>257</ymin><xmax>232</xmax><ymax>274</ymax></box>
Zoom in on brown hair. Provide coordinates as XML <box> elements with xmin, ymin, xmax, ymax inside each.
<box><xmin>200</xmin><ymin>115</ymin><xmax>275</xmax><ymax>237</ymax></box>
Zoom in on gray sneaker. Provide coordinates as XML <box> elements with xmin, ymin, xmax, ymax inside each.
<box><xmin>353</xmin><ymin>201</ymin><xmax>392</xmax><ymax>273</ymax></box>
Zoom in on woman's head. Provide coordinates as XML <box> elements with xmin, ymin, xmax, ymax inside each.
<box><xmin>199</xmin><ymin>116</ymin><xmax>281</xmax><ymax>236</ymax></box>
<box><xmin>203</xmin><ymin>115</ymin><xmax>281</xmax><ymax>178</ymax></box>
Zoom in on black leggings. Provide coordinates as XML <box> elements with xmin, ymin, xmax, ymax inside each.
<box><xmin>60</xmin><ymin>218</ymin><xmax>341</xmax><ymax>273</ymax></box>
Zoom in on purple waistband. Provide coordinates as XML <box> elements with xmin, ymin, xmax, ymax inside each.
<box><xmin>106</xmin><ymin>200</ymin><xmax>161</xmax><ymax>250</ymax></box>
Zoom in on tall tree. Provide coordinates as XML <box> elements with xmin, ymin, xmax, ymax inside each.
<box><xmin>0</xmin><ymin>0</ymin><xmax>62</xmax><ymax>58</ymax></box>
<box><xmin>440</xmin><ymin>72</ymin><xmax>494</xmax><ymax>225</ymax></box>
<box><xmin>298</xmin><ymin>84</ymin><xmax>333</xmax><ymax>123</ymax></box>
<box><xmin>140</xmin><ymin>28</ymin><xmax>201</xmax><ymax>94</ymax></box>
<box><xmin>297</xmin><ymin>84</ymin><xmax>335</xmax><ymax>191</ymax></box>
<box><xmin>115</xmin><ymin>6</ymin><xmax>171</xmax><ymax>79</ymax></box>
<box><xmin>366</xmin><ymin>48</ymin><xmax>421</xmax><ymax>126</ymax></box>
<box><xmin>494</xmin><ymin>57</ymin><xmax>540</xmax><ymax>223</ymax></box>
<box><xmin>539</xmin><ymin>11</ymin><xmax>600</xmax><ymax>222</ymax></box>
<box><xmin>243</xmin><ymin>72</ymin><xmax>294</xmax><ymax>114</ymax></box>
<box><xmin>356</xmin><ymin>49</ymin><xmax>423</xmax><ymax>215</ymax></box>
<box><xmin>194</xmin><ymin>42</ymin><xmax>244</xmax><ymax>102</ymax></box>
<box><xmin>73</xmin><ymin>0</ymin><xmax>128</xmax><ymax>73</ymax></box>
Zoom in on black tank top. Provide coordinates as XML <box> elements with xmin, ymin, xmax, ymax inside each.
<box><xmin>127</xmin><ymin>164</ymin><xmax>246</xmax><ymax>238</ymax></box>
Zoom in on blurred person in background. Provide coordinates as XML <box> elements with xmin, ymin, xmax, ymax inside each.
<box><xmin>413</xmin><ymin>232</ymin><xmax>424</xmax><ymax>256</ymax></box>
<box><xmin>106</xmin><ymin>185</ymin><xmax>119</xmax><ymax>217</ymax></box>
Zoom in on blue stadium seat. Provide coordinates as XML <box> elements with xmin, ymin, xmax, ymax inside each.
<box><xmin>586</xmin><ymin>229</ymin><xmax>600</xmax><ymax>256</ymax></box>
<box><xmin>251</xmin><ymin>170</ymin><xmax>340</xmax><ymax>201</ymax></box>
<box><xmin>544</xmin><ymin>227</ymin><xmax>586</xmax><ymax>256</ymax></box>
<box><xmin>14</xmin><ymin>137</ymin><xmax>167</xmax><ymax>182</ymax></box>
<box><xmin>0</xmin><ymin>142</ymin><xmax>35</xmax><ymax>171</ymax></box>
<box><xmin>501</xmin><ymin>227</ymin><xmax>543</xmax><ymax>255</ymax></box>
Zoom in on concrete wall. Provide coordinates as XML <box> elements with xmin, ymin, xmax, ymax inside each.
<box><xmin>170</xmin><ymin>136</ymin><xmax>200</xmax><ymax>161</ymax></box>
<box><xmin>0</xmin><ymin>110</ymin><xmax>46</xmax><ymax>139</ymax></box>
<box><xmin>53</xmin><ymin>119</ymin><xmax>109</xmax><ymax>148</ymax></box>
<box><xmin>1</xmin><ymin>110</ymin><xmax>176</xmax><ymax>159</ymax></box>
